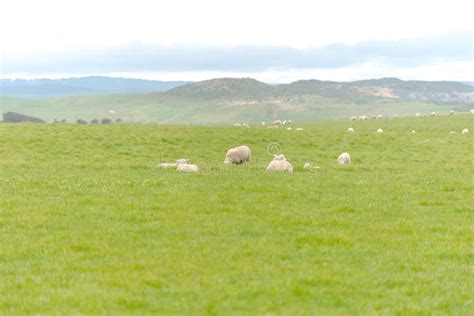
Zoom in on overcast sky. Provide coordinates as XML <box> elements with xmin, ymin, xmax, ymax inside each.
<box><xmin>1</xmin><ymin>0</ymin><xmax>472</xmax><ymax>82</ymax></box>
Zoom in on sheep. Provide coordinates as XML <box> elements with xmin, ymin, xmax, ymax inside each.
<box><xmin>282</xmin><ymin>120</ymin><xmax>288</xmax><ymax>125</ymax></box>
<box><xmin>287</xmin><ymin>120</ymin><xmax>293</xmax><ymax>124</ymax></box>
<box><xmin>471</xmin><ymin>109</ymin><xmax>474</xmax><ymax>114</ymax></box>
<box><xmin>177</xmin><ymin>164</ymin><xmax>199</xmax><ymax>173</ymax></box>
<box><xmin>449</xmin><ymin>131</ymin><xmax>456</xmax><ymax>134</ymax></box>
<box><xmin>347</xmin><ymin>127</ymin><xmax>354</xmax><ymax>133</ymax></box>
<box><xmin>377</xmin><ymin>128</ymin><xmax>384</xmax><ymax>133</ymax></box>
<box><xmin>393</xmin><ymin>114</ymin><xmax>398</xmax><ymax>118</ymax></box>
<box><xmin>462</xmin><ymin>128</ymin><xmax>469</xmax><ymax>134</ymax></box>
<box><xmin>295</xmin><ymin>128</ymin><xmax>304</xmax><ymax>131</ymax></box>
<box><xmin>287</xmin><ymin>127</ymin><xmax>292</xmax><ymax>130</ymax></box>
<box><xmin>266</xmin><ymin>154</ymin><xmax>293</xmax><ymax>172</ymax></box>
<box><xmin>350</xmin><ymin>116</ymin><xmax>357</xmax><ymax>121</ymax></box>
<box><xmin>411</xmin><ymin>130</ymin><xmax>416</xmax><ymax>133</ymax></box>
<box><xmin>370</xmin><ymin>115</ymin><xmax>377</xmax><ymax>120</ymax></box>
<box><xmin>224</xmin><ymin>145</ymin><xmax>251</xmax><ymax>164</ymax></box>
<box><xmin>242</xmin><ymin>123</ymin><xmax>250</xmax><ymax>128</ymax></box>
<box><xmin>272</xmin><ymin>120</ymin><xmax>282</xmax><ymax>126</ymax></box>
<box><xmin>449</xmin><ymin>110</ymin><xmax>454</xmax><ymax>115</ymax></box>
<box><xmin>415</xmin><ymin>113</ymin><xmax>420</xmax><ymax>117</ymax></box>
<box><xmin>233</xmin><ymin>123</ymin><xmax>241</xmax><ymax>127</ymax></box>
<box><xmin>377</xmin><ymin>114</ymin><xmax>383</xmax><ymax>120</ymax></box>
<box><xmin>266</xmin><ymin>125</ymin><xmax>278</xmax><ymax>129</ymax></box>
<box><xmin>337</xmin><ymin>152</ymin><xmax>351</xmax><ymax>165</ymax></box>
<box><xmin>429</xmin><ymin>112</ymin><xmax>437</xmax><ymax>117</ymax></box>
<box><xmin>261</xmin><ymin>122</ymin><xmax>266</xmax><ymax>125</ymax></box>
<box><xmin>159</xmin><ymin>159</ymin><xmax>188</xmax><ymax>169</ymax></box>
<box><xmin>359</xmin><ymin>115</ymin><xmax>368</xmax><ymax>120</ymax></box>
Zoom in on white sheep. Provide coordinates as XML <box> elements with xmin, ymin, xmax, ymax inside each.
<box><xmin>462</xmin><ymin>128</ymin><xmax>469</xmax><ymax>134</ymax></box>
<box><xmin>350</xmin><ymin>116</ymin><xmax>357</xmax><ymax>121</ymax></box>
<box><xmin>429</xmin><ymin>112</ymin><xmax>437</xmax><ymax>117</ymax></box>
<box><xmin>159</xmin><ymin>159</ymin><xmax>188</xmax><ymax>169</ymax></box>
<box><xmin>233</xmin><ymin>123</ymin><xmax>241</xmax><ymax>127</ymax></box>
<box><xmin>449</xmin><ymin>131</ymin><xmax>456</xmax><ymax>134</ymax></box>
<box><xmin>347</xmin><ymin>127</ymin><xmax>354</xmax><ymax>133</ymax></box>
<box><xmin>470</xmin><ymin>109</ymin><xmax>474</xmax><ymax>114</ymax></box>
<box><xmin>370</xmin><ymin>115</ymin><xmax>377</xmax><ymax>120</ymax></box>
<box><xmin>266</xmin><ymin>154</ymin><xmax>293</xmax><ymax>172</ymax></box>
<box><xmin>377</xmin><ymin>114</ymin><xmax>383</xmax><ymax>120</ymax></box>
<box><xmin>359</xmin><ymin>115</ymin><xmax>368</xmax><ymax>120</ymax></box>
<box><xmin>177</xmin><ymin>164</ymin><xmax>199</xmax><ymax>173</ymax></box>
<box><xmin>224</xmin><ymin>145</ymin><xmax>251</xmax><ymax>164</ymax></box>
<box><xmin>411</xmin><ymin>130</ymin><xmax>416</xmax><ymax>133</ymax></box>
<box><xmin>337</xmin><ymin>152</ymin><xmax>351</xmax><ymax>165</ymax></box>
<box><xmin>287</xmin><ymin>127</ymin><xmax>292</xmax><ymax>130</ymax></box>
<box><xmin>377</xmin><ymin>128</ymin><xmax>384</xmax><ymax>133</ymax></box>
<box><xmin>415</xmin><ymin>113</ymin><xmax>420</xmax><ymax>117</ymax></box>
<box><xmin>449</xmin><ymin>110</ymin><xmax>454</xmax><ymax>115</ymax></box>
<box><xmin>242</xmin><ymin>123</ymin><xmax>250</xmax><ymax>128</ymax></box>
<box><xmin>295</xmin><ymin>128</ymin><xmax>304</xmax><ymax>131</ymax></box>
<box><xmin>272</xmin><ymin>120</ymin><xmax>282</xmax><ymax>126</ymax></box>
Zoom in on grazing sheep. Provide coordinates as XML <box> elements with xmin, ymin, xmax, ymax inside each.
<box><xmin>266</xmin><ymin>154</ymin><xmax>293</xmax><ymax>172</ymax></box>
<box><xmin>337</xmin><ymin>152</ymin><xmax>351</xmax><ymax>165</ymax></box>
<box><xmin>415</xmin><ymin>113</ymin><xmax>420</xmax><ymax>117</ymax></box>
<box><xmin>233</xmin><ymin>123</ymin><xmax>241</xmax><ymax>127</ymax></box>
<box><xmin>177</xmin><ymin>164</ymin><xmax>199</xmax><ymax>173</ymax></box>
<box><xmin>242</xmin><ymin>123</ymin><xmax>250</xmax><ymax>128</ymax></box>
<box><xmin>377</xmin><ymin>128</ymin><xmax>384</xmax><ymax>133</ymax></box>
<box><xmin>287</xmin><ymin>120</ymin><xmax>293</xmax><ymax>124</ymax></box>
<box><xmin>224</xmin><ymin>145</ymin><xmax>251</xmax><ymax>164</ymax></box>
<box><xmin>449</xmin><ymin>110</ymin><xmax>454</xmax><ymax>115</ymax></box>
<box><xmin>295</xmin><ymin>128</ymin><xmax>304</xmax><ymax>131</ymax></box>
<box><xmin>282</xmin><ymin>120</ymin><xmax>288</xmax><ymax>125</ymax></box>
<box><xmin>470</xmin><ymin>109</ymin><xmax>474</xmax><ymax>114</ymax></box>
<box><xmin>429</xmin><ymin>112</ymin><xmax>437</xmax><ymax>117</ymax></box>
<box><xmin>393</xmin><ymin>114</ymin><xmax>398</xmax><ymax>118</ymax></box>
<box><xmin>350</xmin><ymin>116</ymin><xmax>357</xmax><ymax>121</ymax></box>
<box><xmin>462</xmin><ymin>128</ymin><xmax>469</xmax><ymax>134</ymax></box>
<box><xmin>359</xmin><ymin>115</ymin><xmax>368</xmax><ymax>120</ymax></box>
<box><xmin>370</xmin><ymin>115</ymin><xmax>377</xmax><ymax>120</ymax></box>
<box><xmin>347</xmin><ymin>127</ymin><xmax>354</xmax><ymax>133</ymax></box>
<box><xmin>377</xmin><ymin>114</ymin><xmax>383</xmax><ymax>120</ymax></box>
<box><xmin>303</xmin><ymin>162</ymin><xmax>312</xmax><ymax>169</ymax></box>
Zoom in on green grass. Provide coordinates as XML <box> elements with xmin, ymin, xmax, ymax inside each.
<box><xmin>0</xmin><ymin>115</ymin><xmax>473</xmax><ymax>314</ymax></box>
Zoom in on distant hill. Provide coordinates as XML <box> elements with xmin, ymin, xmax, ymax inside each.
<box><xmin>1</xmin><ymin>77</ymin><xmax>473</xmax><ymax>124</ymax></box>
<box><xmin>0</xmin><ymin>76</ymin><xmax>189</xmax><ymax>98</ymax></box>
<box><xmin>165</xmin><ymin>78</ymin><xmax>275</xmax><ymax>100</ymax></box>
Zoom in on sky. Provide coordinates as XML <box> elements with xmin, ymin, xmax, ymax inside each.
<box><xmin>0</xmin><ymin>0</ymin><xmax>473</xmax><ymax>82</ymax></box>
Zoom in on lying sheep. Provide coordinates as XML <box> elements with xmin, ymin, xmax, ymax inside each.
<box><xmin>177</xmin><ymin>164</ymin><xmax>199</xmax><ymax>173</ymax></box>
<box><xmin>377</xmin><ymin>128</ymin><xmax>384</xmax><ymax>133</ymax></box>
<box><xmin>347</xmin><ymin>127</ymin><xmax>354</xmax><ymax>133</ymax></box>
<box><xmin>159</xmin><ymin>159</ymin><xmax>188</xmax><ymax>169</ymax></box>
<box><xmin>337</xmin><ymin>152</ymin><xmax>351</xmax><ymax>165</ymax></box>
<box><xmin>266</xmin><ymin>154</ymin><xmax>293</xmax><ymax>172</ymax></box>
<box><xmin>295</xmin><ymin>128</ymin><xmax>304</xmax><ymax>131</ymax></box>
<box><xmin>462</xmin><ymin>128</ymin><xmax>469</xmax><ymax>134</ymax></box>
<box><xmin>224</xmin><ymin>145</ymin><xmax>251</xmax><ymax>164</ymax></box>
<box><xmin>415</xmin><ymin>113</ymin><xmax>420</xmax><ymax>117</ymax></box>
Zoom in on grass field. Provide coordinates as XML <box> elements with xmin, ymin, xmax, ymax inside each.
<box><xmin>0</xmin><ymin>115</ymin><xmax>473</xmax><ymax>314</ymax></box>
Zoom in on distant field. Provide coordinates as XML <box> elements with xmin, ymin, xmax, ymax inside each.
<box><xmin>0</xmin><ymin>115</ymin><xmax>473</xmax><ymax>314</ymax></box>
<box><xmin>1</xmin><ymin>93</ymin><xmax>471</xmax><ymax>124</ymax></box>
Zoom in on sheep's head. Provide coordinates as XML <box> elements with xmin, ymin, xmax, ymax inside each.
<box><xmin>176</xmin><ymin>159</ymin><xmax>188</xmax><ymax>165</ymax></box>
<box><xmin>273</xmin><ymin>154</ymin><xmax>286</xmax><ymax>161</ymax></box>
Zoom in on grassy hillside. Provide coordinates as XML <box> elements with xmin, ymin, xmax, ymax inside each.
<box><xmin>1</xmin><ymin>115</ymin><xmax>473</xmax><ymax>314</ymax></box>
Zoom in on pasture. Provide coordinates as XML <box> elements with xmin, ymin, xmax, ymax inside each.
<box><xmin>0</xmin><ymin>115</ymin><xmax>473</xmax><ymax>314</ymax></box>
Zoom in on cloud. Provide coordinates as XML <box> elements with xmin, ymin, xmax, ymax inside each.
<box><xmin>1</xmin><ymin>32</ymin><xmax>471</xmax><ymax>75</ymax></box>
